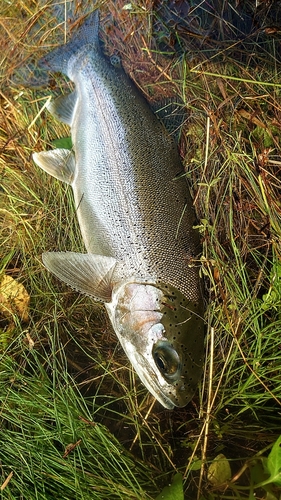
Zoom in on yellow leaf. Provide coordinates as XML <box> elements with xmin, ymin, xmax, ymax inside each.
<box><xmin>207</xmin><ymin>453</ymin><xmax>231</xmax><ymax>487</ymax></box>
<box><xmin>0</xmin><ymin>275</ymin><xmax>30</xmax><ymax>323</ymax></box>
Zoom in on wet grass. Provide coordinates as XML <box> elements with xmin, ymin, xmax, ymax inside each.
<box><xmin>1</xmin><ymin>0</ymin><xmax>281</xmax><ymax>499</ymax></box>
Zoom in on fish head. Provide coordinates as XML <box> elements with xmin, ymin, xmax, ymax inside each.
<box><xmin>106</xmin><ymin>280</ymin><xmax>205</xmax><ymax>409</ymax></box>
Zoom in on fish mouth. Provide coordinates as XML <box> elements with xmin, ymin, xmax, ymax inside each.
<box><xmin>135</xmin><ymin>365</ymin><xmax>176</xmax><ymax>409</ymax></box>
<box><xmin>116</xmin><ymin>331</ymin><xmax>190</xmax><ymax>409</ymax></box>
<box><xmin>118</xmin><ymin>339</ymin><xmax>177</xmax><ymax>410</ymax></box>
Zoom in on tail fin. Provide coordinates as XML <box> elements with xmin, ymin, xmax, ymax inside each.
<box><xmin>38</xmin><ymin>10</ymin><xmax>100</xmax><ymax>76</ymax></box>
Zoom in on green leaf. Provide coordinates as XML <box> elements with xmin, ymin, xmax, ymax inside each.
<box><xmin>207</xmin><ymin>454</ymin><xmax>231</xmax><ymax>486</ymax></box>
<box><xmin>261</xmin><ymin>257</ymin><xmax>281</xmax><ymax>312</ymax></box>
<box><xmin>189</xmin><ymin>456</ymin><xmax>202</xmax><ymax>471</ymax></box>
<box><xmin>266</xmin><ymin>435</ymin><xmax>281</xmax><ymax>486</ymax></box>
<box><xmin>265</xmin><ymin>491</ymin><xmax>279</xmax><ymax>500</ymax></box>
<box><xmin>51</xmin><ymin>136</ymin><xmax>72</xmax><ymax>150</ymax></box>
<box><xmin>249</xmin><ymin>459</ymin><xmax>268</xmax><ymax>485</ymax></box>
<box><xmin>155</xmin><ymin>473</ymin><xmax>184</xmax><ymax>500</ymax></box>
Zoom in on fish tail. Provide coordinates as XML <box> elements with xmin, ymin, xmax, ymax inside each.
<box><xmin>38</xmin><ymin>10</ymin><xmax>100</xmax><ymax>76</ymax></box>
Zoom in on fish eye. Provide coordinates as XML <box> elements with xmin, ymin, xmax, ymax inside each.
<box><xmin>152</xmin><ymin>341</ymin><xmax>181</xmax><ymax>382</ymax></box>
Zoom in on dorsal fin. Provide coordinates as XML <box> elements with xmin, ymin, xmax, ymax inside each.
<box><xmin>151</xmin><ymin>98</ymin><xmax>187</xmax><ymax>142</ymax></box>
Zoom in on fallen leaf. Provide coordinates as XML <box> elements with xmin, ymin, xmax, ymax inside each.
<box><xmin>208</xmin><ymin>454</ymin><xmax>231</xmax><ymax>487</ymax></box>
<box><xmin>0</xmin><ymin>275</ymin><xmax>30</xmax><ymax>323</ymax></box>
<box><xmin>238</xmin><ymin>109</ymin><xmax>266</xmax><ymax>129</ymax></box>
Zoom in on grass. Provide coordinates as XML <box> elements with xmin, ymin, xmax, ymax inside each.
<box><xmin>0</xmin><ymin>331</ymin><xmax>158</xmax><ymax>500</ymax></box>
<box><xmin>1</xmin><ymin>0</ymin><xmax>281</xmax><ymax>499</ymax></box>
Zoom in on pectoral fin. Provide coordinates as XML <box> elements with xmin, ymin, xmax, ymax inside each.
<box><xmin>47</xmin><ymin>92</ymin><xmax>77</xmax><ymax>125</ymax></box>
<box><xmin>42</xmin><ymin>252</ymin><xmax>118</xmax><ymax>302</ymax></box>
<box><xmin>33</xmin><ymin>148</ymin><xmax>75</xmax><ymax>184</ymax></box>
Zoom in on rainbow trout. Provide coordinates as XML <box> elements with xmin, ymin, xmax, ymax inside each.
<box><xmin>33</xmin><ymin>10</ymin><xmax>205</xmax><ymax>409</ymax></box>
